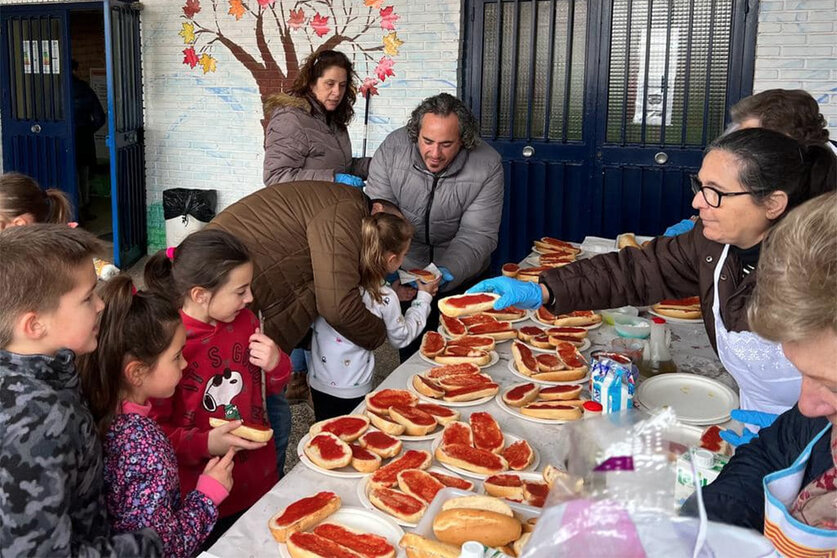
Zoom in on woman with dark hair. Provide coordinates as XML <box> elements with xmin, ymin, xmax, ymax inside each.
<box><xmin>469</xmin><ymin>128</ymin><xmax>836</xmax><ymax>416</ymax></box>
<box><xmin>262</xmin><ymin>49</ymin><xmax>369</xmax><ymax>187</ymax></box>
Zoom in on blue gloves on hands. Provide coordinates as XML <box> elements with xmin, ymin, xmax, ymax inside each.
<box><xmin>466</xmin><ymin>276</ymin><xmax>544</xmax><ymax>310</ymax></box>
<box><xmin>664</xmin><ymin>218</ymin><xmax>696</xmax><ymax>237</ymax></box>
<box><xmin>437</xmin><ymin>266</ymin><xmax>454</xmax><ymax>289</ymax></box>
<box><xmin>335</xmin><ymin>173</ymin><xmax>364</xmax><ymax>188</ymax></box>
<box><xmin>720</xmin><ymin>409</ymin><xmax>779</xmax><ymax>447</ymax></box>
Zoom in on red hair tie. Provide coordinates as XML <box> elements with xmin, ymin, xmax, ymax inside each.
<box><xmin>165</xmin><ymin>246</ymin><xmax>176</xmax><ymax>260</ymax></box>
<box><xmin>131</xmin><ymin>285</ymin><xmax>138</xmax><ymax>295</ymax></box>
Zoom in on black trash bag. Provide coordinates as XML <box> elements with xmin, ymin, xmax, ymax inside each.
<box><xmin>163</xmin><ymin>188</ymin><xmax>217</xmax><ymax>246</ymax></box>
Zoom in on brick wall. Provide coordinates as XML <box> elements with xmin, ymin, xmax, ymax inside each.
<box><xmin>753</xmin><ymin>0</ymin><xmax>837</xmax><ymax>129</ymax></box>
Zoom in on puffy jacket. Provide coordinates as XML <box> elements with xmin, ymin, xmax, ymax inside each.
<box><xmin>539</xmin><ymin>220</ymin><xmax>756</xmax><ymax>352</ymax></box>
<box><xmin>364</xmin><ymin>127</ymin><xmax>504</xmax><ymax>291</ymax></box>
<box><xmin>207</xmin><ymin>181</ymin><xmax>387</xmax><ymax>354</ymax></box>
<box><xmin>681</xmin><ymin>406</ymin><xmax>832</xmax><ymax>531</ymax></box>
<box><xmin>263</xmin><ymin>93</ymin><xmax>370</xmax><ymax>186</ymax></box>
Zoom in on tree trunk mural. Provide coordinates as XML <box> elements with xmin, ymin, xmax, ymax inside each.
<box><xmin>178</xmin><ymin>0</ymin><xmax>401</xmax><ymax>129</ymax></box>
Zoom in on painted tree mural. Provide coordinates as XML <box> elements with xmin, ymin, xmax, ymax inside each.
<box><xmin>178</xmin><ymin>0</ymin><xmax>402</xmax><ymax>121</ymax></box>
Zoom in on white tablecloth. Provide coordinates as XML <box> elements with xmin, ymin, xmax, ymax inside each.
<box><xmin>207</xmin><ymin>305</ymin><xmax>732</xmax><ymax>557</ymax></box>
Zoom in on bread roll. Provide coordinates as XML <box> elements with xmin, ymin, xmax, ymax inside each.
<box><xmin>412</xmin><ymin>374</ymin><xmax>445</xmax><ymax>398</ymax></box>
<box><xmin>350</xmin><ymin>443</ymin><xmax>382</xmax><ymax>473</ymax></box>
<box><xmin>313</xmin><ymin>523</ymin><xmax>395</xmax><ymax>558</ymax></box>
<box><xmin>438</xmin><ymin>293</ymin><xmax>500</xmax><ymax>318</ymax></box>
<box><xmin>286</xmin><ymin>531</ymin><xmax>363</xmax><ymax>558</ymax></box>
<box><xmin>520</xmin><ymin>401</ymin><xmax>583</xmax><ymax>420</ymax></box>
<box><xmin>441</xmin><ymin>382</ymin><xmax>499</xmax><ymax>402</ymax></box>
<box><xmin>483</xmin><ymin>474</ymin><xmax>524</xmax><ymax>500</ymax></box>
<box><xmin>207</xmin><ymin>417</ymin><xmax>273</xmax><ymax>443</ymax></box>
<box><xmin>617</xmin><ymin>233</ymin><xmax>641</xmax><ymax>249</ymax></box>
<box><xmin>268</xmin><ymin>491</ymin><xmax>341</xmax><ymax>543</ymax></box>
<box><xmin>303</xmin><ymin>432</ymin><xmax>352</xmax><ymax>469</ymax></box>
<box><xmin>365</xmin><ymin>409</ymin><xmax>406</xmax><ymax>436</ymax></box>
<box><xmin>389</xmin><ymin>405</ymin><xmax>437</xmax><ymax>436</ymax></box>
<box><xmin>398</xmin><ymin>533</ymin><xmax>460</xmax><ymax>558</ymax></box>
<box><xmin>434</xmin><ymin>443</ymin><xmax>508</xmax><ymax>475</ymax></box>
<box><xmin>368</xmin><ymin>487</ymin><xmax>426</xmax><ymax>524</ymax></box>
<box><xmin>308</xmin><ymin>414</ymin><xmax>370</xmax><ymax>442</ymax></box>
<box><xmin>440</xmin><ymin>494</ymin><xmax>514</xmax><ymax>516</ymax></box>
<box><xmin>432</xmin><ymin>508</ymin><xmax>521</xmax><ymax>547</ymax></box>
<box><xmin>358</xmin><ymin>430</ymin><xmax>402</xmax><ymax>459</ymax></box>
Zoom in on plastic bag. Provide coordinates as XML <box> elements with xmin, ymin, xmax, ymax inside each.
<box><xmin>163</xmin><ymin>188</ymin><xmax>217</xmax><ymax>247</ymax></box>
<box><xmin>522</xmin><ymin>409</ymin><xmax>776</xmax><ymax>557</ymax></box>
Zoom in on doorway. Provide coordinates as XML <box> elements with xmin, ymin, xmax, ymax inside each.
<box><xmin>463</xmin><ymin>0</ymin><xmax>758</xmax><ymax>267</ymax></box>
<box><xmin>70</xmin><ymin>8</ymin><xmax>111</xmax><ymax>240</ymax></box>
<box><xmin>1</xmin><ymin>0</ymin><xmax>146</xmax><ymax>268</ymax></box>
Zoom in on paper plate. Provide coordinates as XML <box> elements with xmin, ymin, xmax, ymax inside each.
<box><xmin>635</xmin><ymin>373</ymin><xmax>739</xmax><ymax>425</ymax></box>
<box><xmin>495</xmin><ymin>385</ymin><xmax>585</xmax><ymax>425</ymax></box>
<box><xmin>647</xmin><ymin>308</ymin><xmax>703</xmax><ymax>324</ymax></box>
<box><xmin>356</xmin><ymin>466</ymin><xmax>473</xmax><ymax>528</ymax></box>
<box><xmin>408</xmin><ymin>376</ymin><xmax>497</xmax><ymax>408</ymax></box>
<box><xmin>506</xmin><ymin>359</ymin><xmax>590</xmax><ymax>386</ymax></box>
<box><xmin>356</xmin><ymin>405</ymin><xmax>443</xmax><ymax>442</ymax></box>
<box><xmin>419</xmin><ymin>350</ymin><xmax>500</xmax><ymax>369</ymax></box>
<box><xmin>297</xmin><ymin>434</ymin><xmax>375</xmax><ymax>478</ymax></box>
<box><xmin>278</xmin><ymin>506</ymin><xmax>404</xmax><ymax>558</ymax></box>
<box><xmin>431</xmin><ymin>433</ymin><xmax>540</xmax><ymax>479</ymax></box>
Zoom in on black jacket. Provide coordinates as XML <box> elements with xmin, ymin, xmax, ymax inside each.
<box><xmin>681</xmin><ymin>405</ymin><xmax>832</xmax><ymax>531</ymax></box>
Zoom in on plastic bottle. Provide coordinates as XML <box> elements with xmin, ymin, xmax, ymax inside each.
<box><xmin>639</xmin><ymin>317</ymin><xmax>677</xmax><ymax>378</ymax></box>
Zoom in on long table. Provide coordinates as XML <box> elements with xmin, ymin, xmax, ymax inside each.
<box><xmin>207</xmin><ymin>306</ymin><xmax>733</xmax><ymax>557</ymax></box>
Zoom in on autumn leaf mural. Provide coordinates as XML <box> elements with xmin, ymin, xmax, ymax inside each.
<box><xmin>178</xmin><ymin>0</ymin><xmax>403</xmax><ymax>129</ymax></box>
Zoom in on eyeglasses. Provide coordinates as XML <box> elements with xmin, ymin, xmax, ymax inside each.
<box><xmin>690</xmin><ymin>175</ymin><xmax>754</xmax><ymax>208</ymax></box>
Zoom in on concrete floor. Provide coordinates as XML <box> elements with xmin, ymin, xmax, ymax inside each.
<box><xmin>124</xmin><ymin>256</ymin><xmax>402</xmax><ymax>474</ymax></box>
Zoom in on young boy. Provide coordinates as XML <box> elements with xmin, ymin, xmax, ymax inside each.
<box><xmin>0</xmin><ymin>224</ymin><xmax>162</xmax><ymax>556</ymax></box>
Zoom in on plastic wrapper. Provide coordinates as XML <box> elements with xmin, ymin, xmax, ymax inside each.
<box><xmin>163</xmin><ymin>188</ymin><xmax>217</xmax><ymax>247</ymax></box>
<box><xmin>521</xmin><ymin>409</ymin><xmax>776</xmax><ymax>557</ymax></box>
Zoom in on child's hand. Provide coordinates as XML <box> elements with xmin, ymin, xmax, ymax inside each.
<box><xmin>207</xmin><ymin>420</ymin><xmax>267</xmax><ymax>455</ymax></box>
<box><xmin>203</xmin><ymin>448</ymin><xmax>235</xmax><ymax>492</ymax></box>
<box><xmin>417</xmin><ymin>276</ymin><xmax>441</xmax><ymax>297</ymax></box>
<box><xmin>392</xmin><ymin>279</ymin><xmax>418</xmax><ymax>302</ymax></box>
<box><xmin>249</xmin><ymin>328</ymin><xmax>280</xmax><ymax>371</ymax></box>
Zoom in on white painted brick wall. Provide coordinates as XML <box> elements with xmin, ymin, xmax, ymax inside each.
<box><xmin>754</xmin><ymin>0</ymin><xmax>837</xmax><ymax>130</ymax></box>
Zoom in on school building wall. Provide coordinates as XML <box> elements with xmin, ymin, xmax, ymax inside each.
<box><xmin>0</xmin><ymin>0</ymin><xmax>835</xmax><ymax>255</ymax></box>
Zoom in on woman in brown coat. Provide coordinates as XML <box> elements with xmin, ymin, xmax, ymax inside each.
<box><xmin>468</xmin><ymin>128</ymin><xmax>836</xmax><ymax>416</ymax></box>
<box><xmin>263</xmin><ymin>50</ymin><xmax>369</xmax><ymax>187</ymax></box>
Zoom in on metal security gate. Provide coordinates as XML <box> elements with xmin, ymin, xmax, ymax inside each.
<box><xmin>464</xmin><ymin>0</ymin><xmax>757</xmax><ymax>267</ymax></box>
<box><xmin>0</xmin><ymin>10</ymin><xmax>76</xmax><ymax>202</ymax></box>
<box><xmin>105</xmin><ymin>0</ymin><xmax>146</xmax><ymax>267</ymax></box>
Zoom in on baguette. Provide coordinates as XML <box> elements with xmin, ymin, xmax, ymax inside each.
<box><xmin>529</xmin><ymin>368</ymin><xmax>587</xmax><ymax>382</ymax></box>
<box><xmin>369</xmin><ymin>449</ymin><xmax>432</xmax><ymax>489</ymax></box>
<box><xmin>415</xmin><ymin>403</ymin><xmax>460</xmax><ymax>425</ymax></box>
<box><xmin>312</xmin><ymin>523</ymin><xmax>395</xmax><ymax>558</ymax></box>
<box><xmin>420</xmin><ymin>331</ymin><xmax>446</xmax><ymax>358</ymax></box>
<box><xmin>552</xmin><ymin>311</ymin><xmax>602</xmax><ymax>327</ymax></box>
<box><xmin>398</xmin><ymin>533</ymin><xmax>459</xmax><ymax>558</ymax></box>
<box><xmin>303</xmin><ymin>432</ymin><xmax>352</xmax><ymax>470</ymax></box>
<box><xmin>440</xmin><ymin>494</ymin><xmax>514</xmax><ymax>516</ymax></box>
<box><xmin>350</xmin><ymin>444</ymin><xmax>382</xmax><ymax>473</ymax></box>
<box><xmin>483</xmin><ymin>474</ymin><xmax>524</xmax><ymax>500</ymax></box>
<box><xmin>434</xmin><ymin>347</ymin><xmax>491</xmax><ymax>367</ymax></box>
<box><xmin>440</xmin><ymin>314</ymin><xmax>467</xmax><ymax>339</ymax></box>
<box><xmin>517</xmin><ymin>326</ymin><xmax>544</xmax><ymax>343</ymax></box>
<box><xmin>446</xmin><ymin>335</ymin><xmax>496</xmax><ymax>352</ymax></box>
<box><xmin>537</xmin><ymin>384</ymin><xmax>583</xmax><ymax>401</ymax></box>
<box><xmin>484</xmin><ymin>306</ymin><xmax>526</xmax><ymax>321</ymax></box>
<box><xmin>389</xmin><ymin>405</ymin><xmax>438</xmax><ymax>437</ymax></box>
<box><xmin>358</xmin><ymin>430</ymin><xmax>402</xmax><ymax>459</ymax></box>
<box><xmin>501</xmin><ymin>383</ymin><xmax>540</xmax><ymax>408</ymax></box>
<box><xmin>427</xmin><ymin>470</ymin><xmax>475</xmax><ymax>492</ymax></box>
<box><xmin>651</xmin><ymin>304</ymin><xmax>702</xmax><ymax>320</ymax></box>
<box><xmin>268</xmin><ymin>491</ymin><xmax>341</xmax><ymax>543</ymax></box>
<box><xmin>286</xmin><ymin>531</ymin><xmax>362</xmax><ymax>558</ymax></box>
<box><xmin>308</xmin><ymin>414</ymin><xmax>370</xmax><ymax>442</ymax></box>
<box><xmin>529</xmin><ymin>335</ymin><xmax>553</xmax><ymax>349</ymax></box>
<box><xmin>469</xmin><ymin>412</ymin><xmax>505</xmax><ymax>454</ymax></box>
<box><xmin>502</xmin><ymin>439</ymin><xmax>534</xmax><ymax>471</ymax></box>
<box><xmin>511</xmin><ymin>341</ymin><xmax>538</xmax><ymax>376</ymax></box>
<box><xmin>207</xmin><ymin>417</ymin><xmax>273</xmax><ymax>443</ymax></box>
<box><xmin>412</xmin><ymin>374</ymin><xmax>445</xmax><ymax>398</ymax></box>
<box><xmin>432</xmin><ymin>508</ymin><xmax>521</xmax><ymax>547</ymax></box>
<box><xmin>365</xmin><ymin>409</ymin><xmax>406</xmax><ymax>436</ymax></box>
<box><xmin>397</xmin><ymin>469</ymin><xmax>445</xmax><ymax>504</ymax></box>
<box><xmin>438</xmin><ymin>293</ymin><xmax>500</xmax><ymax>318</ymax></box>
<box><xmin>441</xmin><ymin>421</ymin><xmax>473</xmax><ymax>448</ymax></box>
<box><xmin>368</xmin><ymin>487</ymin><xmax>427</xmax><ymax>524</ymax></box>
<box><xmin>520</xmin><ymin>401</ymin><xmax>583</xmax><ymax>420</ymax></box>
<box><xmin>442</xmin><ymin>382</ymin><xmax>499</xmax><ymax>402</ymax></box>
<box><xmin>434</xmin><ymin>443</ymin><xmax>509</xmax><ymax>475</ymax></box>
<box><xmin>366</xmin><ymin>389</ymin><xmax>418</xmax><ymax>416</ymax></box>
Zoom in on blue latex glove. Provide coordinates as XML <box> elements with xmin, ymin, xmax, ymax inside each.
<box><xmin>664</xmin><ymin>218</ymin><xmax>696</xmax><ymax>237</ymax></box>
<box><xmin>720</xmin><ymin>409</ymin><xmax>779</xmax><ymax>447</ymax></box>
<box><xmin>466</xmin><ymin>276</ymin><xmax>544</xmax><ymax>310</ymax></box>
<box><xmin>335</xmin><ymin>173</ymin><xmax>364</xmax><ymax>188</ymax></box>
<box><xmin>437</xmin><ymin>266</ymin><xmax>454</xmax><ymax>289</ymax></box>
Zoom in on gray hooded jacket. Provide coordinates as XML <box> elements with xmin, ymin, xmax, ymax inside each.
<box><xmin>365</xmin><ymin>127</ymin><xmax>504</xmax><ymax>291</ymax></box>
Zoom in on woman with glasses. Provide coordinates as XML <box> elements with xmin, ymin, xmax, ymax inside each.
<box><xmin>468</xmin><ymin>128</ymin><xmax>836</xmax><ymax>415</ymax></box>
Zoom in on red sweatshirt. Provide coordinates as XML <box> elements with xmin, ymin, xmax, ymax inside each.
<box><xmin>150</xmin><ymin>309</ymin><xmax>290</xmax><ymax>518</ymax></box>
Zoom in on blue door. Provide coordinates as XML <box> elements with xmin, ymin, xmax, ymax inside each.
<box><xmin>464</xmin><ymin>0</ymin><xmax>757</xmax><ymax>268</ymax></box>
<box><xmin>104</xmin><ymin>0</ymin><xmax>145</xmax><ymax>267</ymax></box>
<box><xmin>0</xmin><ymin>8</ymin><xmax>76</xmax><ymax>206</ymax></box>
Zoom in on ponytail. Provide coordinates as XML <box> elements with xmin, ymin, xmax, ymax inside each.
<box><xmin>0</xmin><ymin>172</ymin><xmax>71</xmax><ymax>225</ymax></box>
<box><xmin>800</xmin><ymin>144</ymin><xmax>837</xmax><ymax>203</ymax></box>
<box><xmin>360</xmin><ymin>213</ymin><xmax>413</xmax><ymax>304</ymax></box>
<box><xmin>77</xmin><ymin>274</ymin><xmax>181</xmax><ymax>436</ymax></box>
<box><xmin>143</xmin><ymin>229</ymin><xmax>251</xmax><ymax>304</ymax></box>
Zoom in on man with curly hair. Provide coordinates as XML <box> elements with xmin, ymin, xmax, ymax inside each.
<box><xmin>365</xmin><ymin>93</ymin><xmax>504</xmax><ymax>295</ymax></box>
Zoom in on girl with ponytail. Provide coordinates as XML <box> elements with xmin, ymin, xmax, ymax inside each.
<box><xmin>0</xmin><ymin>172</ymin><xmax>72</xmax><ymax>229</ymax></box>
<box><xmin>308</xmin><ymin>212</ymin><xmax>440</xmax><ymax>420</ymax></box>
<box><xmin>77</xmin><ymin>275</ymin><xmax>234</xmax><ymax>557</ymax></box>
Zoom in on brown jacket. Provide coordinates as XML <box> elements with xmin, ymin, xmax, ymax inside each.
<box><xmin>207</xmin><ymin>181</ymin><xmax>387</xmax><ymax>354</ymax></box>
<box><xmin>263</xmin><ymin>93</ymin><xmax>370</xmax><ymax>186</ymax></box>
<box><xmin>540</xmin><ymin>220</ymin><xmax>757</xmax><ymax>352</ymax></box>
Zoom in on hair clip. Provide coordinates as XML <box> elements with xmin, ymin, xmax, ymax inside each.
<box><xmin>131</xmin><ymin>285</ymin><xmax>138</xmax><ymax>295</ymax></box>
<box><xmin>165</xmin><ymin>246</ymin><xmax>176</xmax><ymax>260</ymax></box>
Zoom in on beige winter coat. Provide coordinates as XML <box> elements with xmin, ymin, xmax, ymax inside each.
<box><xmin>263</xmin><ymin>93</ymin><xmax>370</xmax><ymax>186</ymax></box>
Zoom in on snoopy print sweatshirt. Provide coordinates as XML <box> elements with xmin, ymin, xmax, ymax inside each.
<box><xmin>150</xmin><ymin>309</ymin><xmax>286</xmax><ymax>517</ymax></box>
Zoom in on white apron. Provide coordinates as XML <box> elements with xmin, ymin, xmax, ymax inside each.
<box><xmin>712</xmin><ymin>245</ymin><xmax>801</xmax><ymax>415</ymax></box>
<box><xmin>762</xmin><ymin>423</ymin><xmax>837</xmax><ymax>557</ymax></box>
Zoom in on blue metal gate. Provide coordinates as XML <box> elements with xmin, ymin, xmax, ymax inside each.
<box><xmin>0</xmin><ymin>8</ymin><xmax>76</xmax><ymax>205</ymax></box>
<box><xmin>464</xmin><ymin>0</ymin><xmax>757</xmax><ymax>268</ymax></box>
<box><xmin>104</xmin><ymin>0</ymin><xmax>146</xmax><ymax>267</ymax></box>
